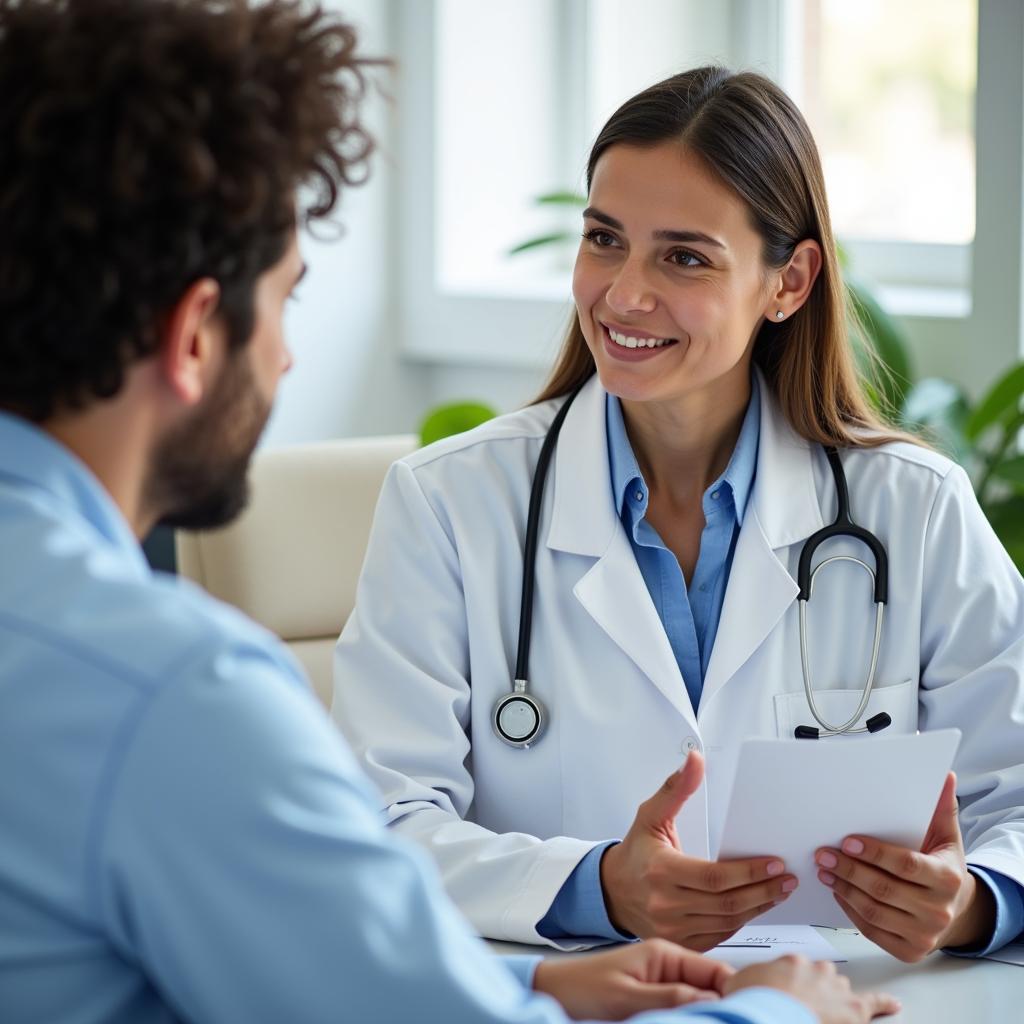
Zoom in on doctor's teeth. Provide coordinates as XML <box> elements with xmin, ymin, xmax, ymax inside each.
<box><xmin>608</xmin><ymin>328</ymin><xmax>673</xmax><ymax>349</ymax></box>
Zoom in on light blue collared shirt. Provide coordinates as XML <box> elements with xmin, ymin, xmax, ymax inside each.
<box><xmin>0</xmin><ymin>410</ymin><xmax>822</xmax><ymax>1024</ymax></box>
<box><xmin>606</xmin><ymin>381</ymin><xmax>760</xmax><ymax>713</ymax></box>
<box><xmin>539</xmin><ymin>382</ymin><xmax>1023</xmax><ymax>954</ymax></box>
<box><xmin>539</xmin><ymin>380</ymin><xmax>760</xmax><ymax>944</ymax></box>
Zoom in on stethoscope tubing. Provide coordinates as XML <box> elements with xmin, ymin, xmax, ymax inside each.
<box><xmin>498</xmin><ymin>395</ymin><xmax>893</xmax><ymax>746</ymax></box>
<box><xmin>794</xmin><ymin>447</ymin><xmax>890</xmax><ymax>737</ymax></box>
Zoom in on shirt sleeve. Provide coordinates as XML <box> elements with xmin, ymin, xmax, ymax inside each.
<box><xmin>89</xmin><ymin>641</ymin><xmax>561</xmax><ymax>1024</ymax></box>
<box><xmin>86</xmin><ymin>639</ymin><xmax>817</xmax><ymax>1024</ymax></box>
<box><xmin>501</xmin><ymin>955</ymin><xmax>544</xmax><ymax>989</ymax></box>
<box><xmin>673</xmin><ymin>990</ymin><xmax>817</xmax><ymax>1024</ymax></box>
<box><xmin>537</xmin><ymin>842</ymin><xmax>635</xmax><ymax>944</ymax></box>
<box><xmin>944</xmin><ymin>867</ymin><xmax>1024</xmax><ymax>958</ymax></box>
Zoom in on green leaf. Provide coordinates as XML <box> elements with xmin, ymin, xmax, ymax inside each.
<box><xmin>835</xmin><ymin>241</ymin><xmax>850</xmax><ymax>272</ymax></box>
<box><xmin>900</xmin><ymin>377</ymin><xmax>970</xmax><ymax>462</ymax></box>
<box><xmin>419</xmin><ymin>401</ymin><xmax>498</xmax><ymax>448</ymax></box>
<box><xmin>992</xmin><ymin>455</ymin><xmax>1024</xmax><ymax>491</ymax></box>
<box><xmin>535</xmin><ymin>191</ymin><xmax>587</xmax><ymax>207</ymax></box>
<box><xmin>965</xmin><ymin>362</ymin><xmax>1024</xmax><ymax>441</ymax></box>
<box><xmin>981</xmin><ymin>495</ymin><xmax>1024</xmax><ymax>571</ymax></box>
<box><xmin>846</xmin><ymin>279</ymin><xmax>914</xmax><ymax>412</ymax></box>
<box><xmin>507</xmin><ymin>231</ymin><xmax>577</xmax><ymax>255</ymax></box>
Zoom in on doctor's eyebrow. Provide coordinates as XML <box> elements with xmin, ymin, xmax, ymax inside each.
<box><xmin>582</xmin><ymin>206</ymin><xmax>726</xmax><ymax>249</ymax></box>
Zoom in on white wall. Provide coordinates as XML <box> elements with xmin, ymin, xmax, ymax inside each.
<box><xmin>261</xmin><ymin>0</ymin><xmax>425</xmax><ymax>448</ymax></box>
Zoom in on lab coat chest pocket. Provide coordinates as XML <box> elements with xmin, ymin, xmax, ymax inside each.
<box><xmin>772</xmin><ymin>678</ymin><xmax>918</xmax><ymax>739</ymax></box>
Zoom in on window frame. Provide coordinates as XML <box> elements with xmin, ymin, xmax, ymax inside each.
<box><xmin>393</xmin><ymin>0</ymin><xmax>1024</xmax><ymax>378</ymax></box>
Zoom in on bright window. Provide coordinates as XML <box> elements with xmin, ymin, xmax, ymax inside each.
<box><xmin>793</xmin><ymin>0</ymin><xmax>977</xmax><ymax>247</ymax></box>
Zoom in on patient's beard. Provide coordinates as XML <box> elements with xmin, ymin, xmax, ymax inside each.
<box><xmin>148</xmin><ymin>350</ymin><xmax>272</xmax><ymax>531</ymax></box>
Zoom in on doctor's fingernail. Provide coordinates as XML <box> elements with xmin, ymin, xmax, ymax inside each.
<box><xmin>816</xmin><ymin>851</ymin><xmax>838</xmax><ymax>869</ymax></box>
<box><xmin>766</xmin><ymin>861</ymin><xmax>785</xmax><ymax>876</ymax></box>
<box><xmin>819</xmin><ymin>871</ymin><xmax>836</xmax><ymax>886</ymax></box>
<box><xmin>782</xmin><ymin>878</ymin><xmax>798</xmax><ymax>893</ymax></box>
<box><xmin>842</xmin><ymin>838</ymin><xmax>865</xmax><ymax>856</ymax></box>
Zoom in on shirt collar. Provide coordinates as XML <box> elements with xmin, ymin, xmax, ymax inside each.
<box><xmin>0</xmin><ymin>411</ymin><xmax>149</xmax><ymax>574</ymax></box>
<box><xmin>604</xmin><ymin>373</ymin><xmax>761</xmax><ymax>525</ymax></box>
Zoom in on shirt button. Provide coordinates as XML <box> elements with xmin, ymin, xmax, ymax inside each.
<box><xmin>711</xmin><ymin>490</ymin><xmax>720</xmax><ymax>500</ymax></box>
<box><xmin>634</xmin><ymin>490</ymin><xmax>644</xmax><ymax>502</ymax></box>
<box><xmin>682</xmin><ymin>737</ymin><xmax>699</xmax><ymax>753</ymax></box>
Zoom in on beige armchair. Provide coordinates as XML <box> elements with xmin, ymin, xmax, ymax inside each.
<box><xmin>175</xmin><ymin>435</ymin><xmax>417</xmax><ymax>706</ymax></box>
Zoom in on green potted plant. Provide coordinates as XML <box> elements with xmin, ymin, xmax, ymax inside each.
<box><xmin>419</xmin><ymin>400</ymin><xmax>498</xmax><ymax>447</ymax></box>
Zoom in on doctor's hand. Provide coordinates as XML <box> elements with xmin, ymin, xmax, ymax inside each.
<box><xmin>815</xmin><ymin>772</ymin><xmax>997</xmax><ymax>962</ymax></box>
<box><xmin>532</xmin><ymin>938</ymin><xmax>733</xmax><ymax>1020</ymax></box>
<box><xmin>599</xmin><ymin>753</ymin><xmax>799</xmax><ymax>951</ymax></box>
<box><xmin>725</xmin><ymin>956</ymin><xmax>900</xmax><ymax>1023</ymax></box>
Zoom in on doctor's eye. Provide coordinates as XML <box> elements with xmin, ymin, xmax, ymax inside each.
<box><xmin>582</xmin><ymin>228</ymin><xmax>619</xmax><ymax>248</ymax></box>
<box><xmin>667</xmin><ymin>248</ymin><xmax>706</xmax><ymax>269</ymax></box>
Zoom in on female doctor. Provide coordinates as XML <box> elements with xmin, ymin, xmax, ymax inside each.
<box><xmin>333</xmin><ymin>67</ymin><xmax>1024</xmax><ymax>960</ymax></box>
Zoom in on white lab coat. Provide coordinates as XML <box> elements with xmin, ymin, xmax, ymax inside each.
<box><xmin>333</xmin><ymin>373</ymin><xmax>1024</xmax><ymax>948</ymax></box>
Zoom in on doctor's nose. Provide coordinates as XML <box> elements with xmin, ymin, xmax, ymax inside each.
<box><xmin>605</xmin><ymin>259</ymin><xmax>658</xmax><ymax>316</ymax></box>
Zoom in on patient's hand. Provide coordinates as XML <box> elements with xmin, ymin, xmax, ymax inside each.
<box><xmin>599</xmin><ymin>752</ymin><xmax>798</xmax><ymax>950</ymax></box>
<box><xmin>532</xmin><ymin>938</ymin><xmax>731</xmax><ymax>1021</ymax></box>
<box><xmin>725</xmin><ymin>955</ymin><xmax>900</xmax><ymax>1023</ymax></box>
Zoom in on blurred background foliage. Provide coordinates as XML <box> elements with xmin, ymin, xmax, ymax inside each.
<box><xmin>419</xmin><ymin>400</ymin><xmax>498</xmax><ymax>448</ymax></box>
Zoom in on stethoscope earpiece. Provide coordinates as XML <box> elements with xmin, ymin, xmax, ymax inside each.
<box><xmin>794</xmin><ymin>712</ymin><xmax>892</xmax><ymax>740</ymax></box>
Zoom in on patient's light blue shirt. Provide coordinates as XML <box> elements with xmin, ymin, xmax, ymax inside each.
<box><xmin>540</xmin><ymin>383</ymin><xmax>1024</xmax><ymax>953</ymax></box>
<box><xmin>0</xmin><ymin>411</ymin><xmax>819</xmax><ymax>1024</ymax></box>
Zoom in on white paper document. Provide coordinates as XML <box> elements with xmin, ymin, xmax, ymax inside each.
<box><xmin>711</xmin><ymin>926</ymin><xmax>846</xmax><ymax>968</ymax></box>
<box><xmin>716</xmin><ymin>729</ymin><xmax>961</xmax><ymax>928</ymax></box>
<box><xmin>983</xmin><ymin>941</ymin><xmax>1024</xmax><ymax>967</ymax></box>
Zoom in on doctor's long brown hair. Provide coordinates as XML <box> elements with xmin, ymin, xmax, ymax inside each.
<box><xmin>535</xmin><ymin>66</ymin><xmax>914</xmax><ymax>451</ymax></box>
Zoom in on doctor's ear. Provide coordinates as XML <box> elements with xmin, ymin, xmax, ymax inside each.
<box><xmin>158</xmin><ymin>277</ymin><xmax>225</xmax><ymax>408</ymax></box>
<box><xmin>764</xmin><ymin>240</ymin><xmax>822</xmax><ymax>323</ymax></box>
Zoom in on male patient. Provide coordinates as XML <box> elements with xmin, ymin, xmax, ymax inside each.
<box><xmin>0</xmin><ymin>2</ymin><xmax>897</xmax><ymax>1022</ymax></box>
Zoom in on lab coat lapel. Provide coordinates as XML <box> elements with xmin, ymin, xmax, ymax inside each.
<box><xmin>700</xmin><ymin>379</ymin><xmax>825</xmax><ymax>712</ymax></box>
<box><xmin>574</xmin><ymin>530</ymin><xmax>698</xmax><ymax>726</ymax></box>
<box><xmin>546</xmin><ymin>376</ymin><xmax>699</xmax><ymax>728</ymax></box>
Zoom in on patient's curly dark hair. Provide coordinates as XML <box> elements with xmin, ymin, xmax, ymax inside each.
<box><xmin>0</xmin><ymin>0</ymin><xmax>376</xmax><ymax>421</ymax></box>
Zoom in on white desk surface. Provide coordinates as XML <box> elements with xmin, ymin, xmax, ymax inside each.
<box><xmin>488</xmin><ymin>930</ymin><xmax>1023</xmax><ymax>1023</ymax></box>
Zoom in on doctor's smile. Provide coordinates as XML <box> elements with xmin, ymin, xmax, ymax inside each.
<box><xmin>601</xmin><ymin>322</ymin><xmax>682</xmax><ymax>361</ymax></box>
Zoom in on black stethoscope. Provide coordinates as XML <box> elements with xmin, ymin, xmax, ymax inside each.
<box><xmin>491</xmin><ymin>384</ymin><xmax>893</xmax><ymax>748</ymax></box>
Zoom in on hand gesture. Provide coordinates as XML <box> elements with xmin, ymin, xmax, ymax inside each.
<box><xmin>599</xmin><ymin>752</ymin><xmax>798</xmax><ymax>950</ymax></box>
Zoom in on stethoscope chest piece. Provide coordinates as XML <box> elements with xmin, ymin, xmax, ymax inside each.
<box><xmin>493</xmin><ymin>382</ymin><xmax>584</xmax><ymax>750</ymax></box>
<box><xmin>492</xmin><ymin>682</ymin><xmax>545</xmax><ymax>748</ymax></box>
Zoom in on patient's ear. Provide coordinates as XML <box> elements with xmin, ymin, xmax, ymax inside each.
<box><xmin>159</xmin><ymin>278</ymin><xmax>224</xmax><ymax>407</ymax></box>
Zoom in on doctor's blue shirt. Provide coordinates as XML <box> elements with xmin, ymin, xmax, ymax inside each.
<box><xmin>538</xmin><ymin>378</ymin><xmax>759</xmax><ymax>944</ymax></box>
<box><xmin>0</xmin><ymin>410</ymin><xmax>825</xmax><ymax>1024</ymax></box>
<box><xmin>539</xmin><ymin>381</ymin><xmax>1024</xmax><ymax>952</ymax></box>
